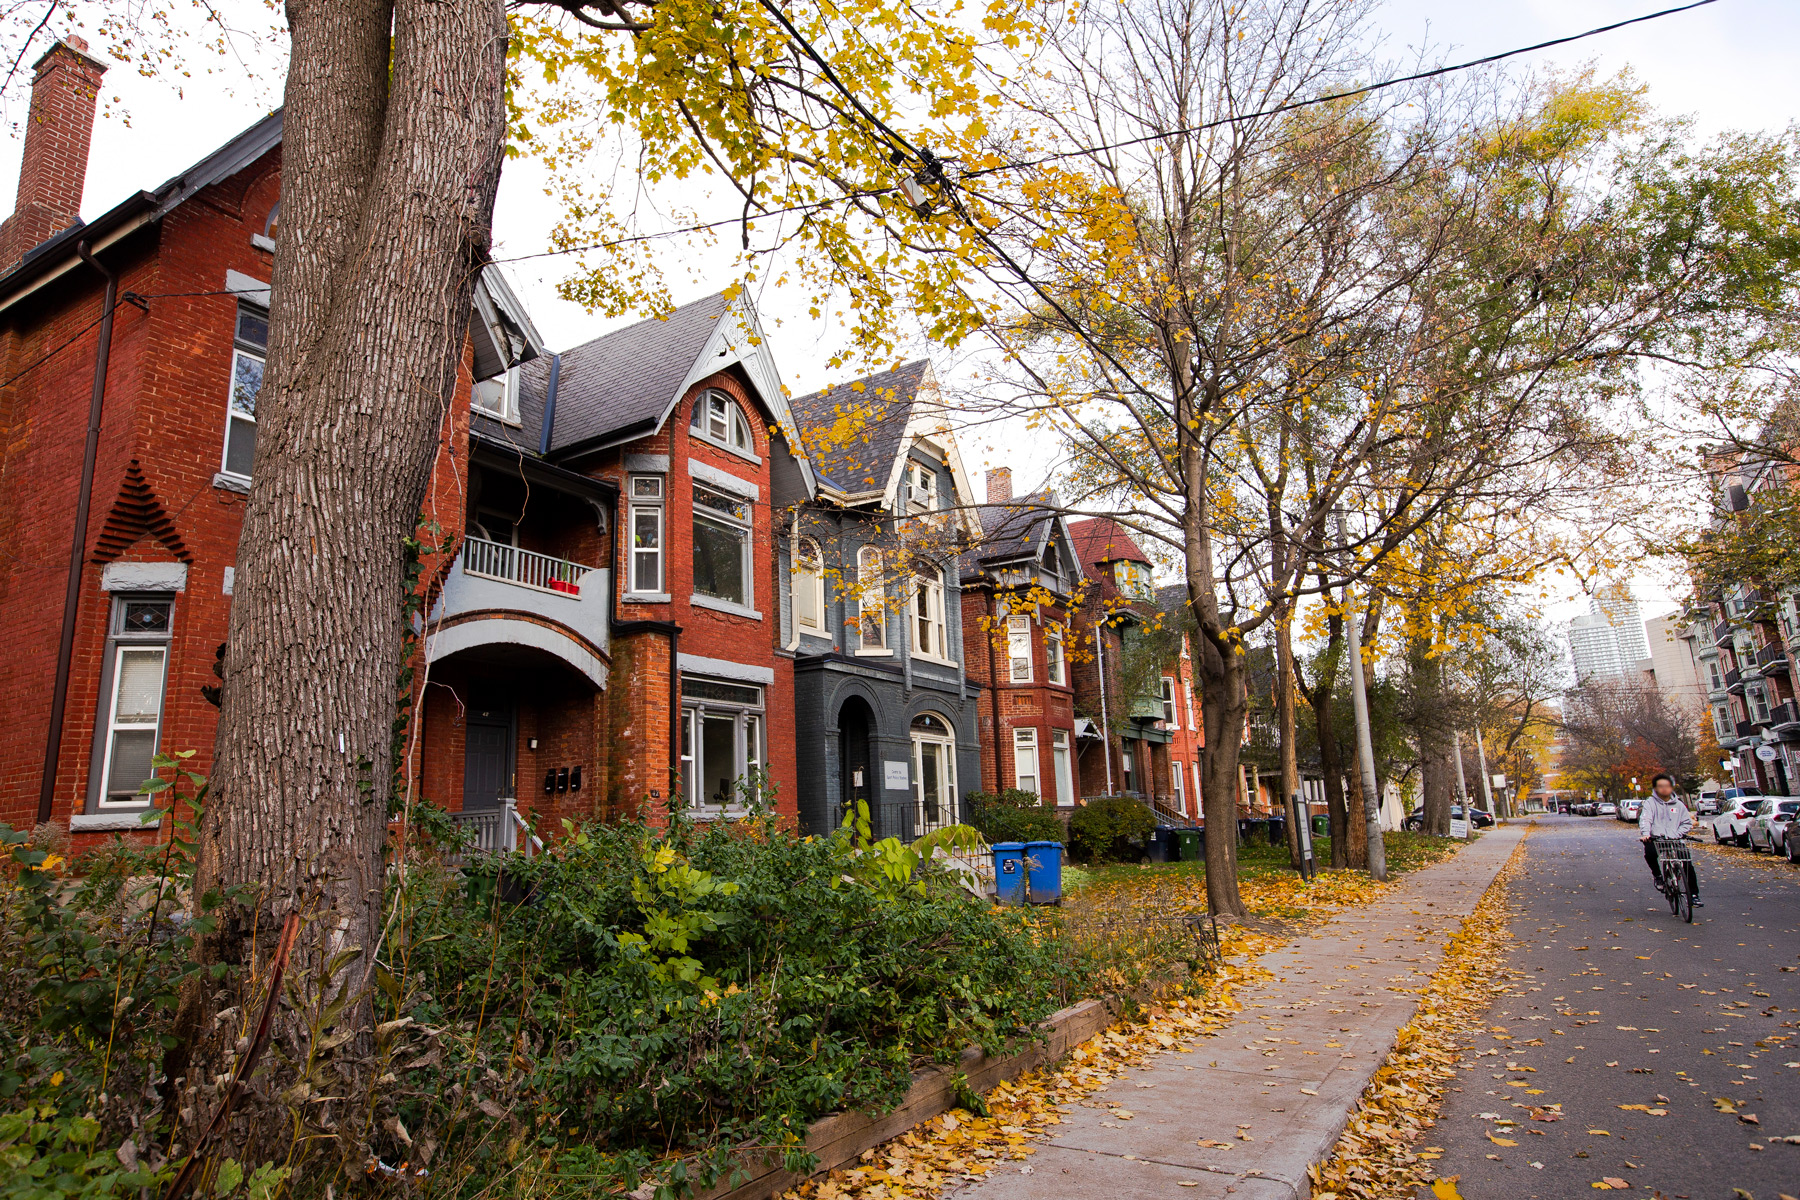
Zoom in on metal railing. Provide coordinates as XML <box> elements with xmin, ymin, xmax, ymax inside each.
<box><xmin>450</xmin><ymin>797</ymin><xmax>543</xmax><ymax>857</ymax></box>
<box><xmin>1714</xmin><ymin>620</ymin><xmax>1734</xmax><ymax>647</ymax></box>
<box><xmin>462</xmin><ymin>535</ymin><xmax>593</xmax><ymax>595</ymax></box>
<box><xmin>1758</xmin><ymin>642</ymin><xmax>1790</xmax><ymax>672</ymax></box>
<box><xmin>1771</xmin><ymin>699</ymin><xmax>1800</xmax><ymax>729</ymax></box>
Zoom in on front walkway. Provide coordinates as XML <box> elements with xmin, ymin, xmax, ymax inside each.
<box><xmin>946</xmin><ymin>826</ymin><xmax>1524</xmax><ymax>1200</ymax></box>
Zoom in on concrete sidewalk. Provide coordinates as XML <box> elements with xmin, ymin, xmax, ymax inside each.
<box><xmin>946</xmin><ymin>825</ymin><xmax>1525</xmax><ymax>1200</ymax></box>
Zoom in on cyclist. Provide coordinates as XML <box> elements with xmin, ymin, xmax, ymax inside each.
<box><xmin>1639</xmin><ymin>772</ymin><xmax>1696</xmax><ymax>898</ymax></box>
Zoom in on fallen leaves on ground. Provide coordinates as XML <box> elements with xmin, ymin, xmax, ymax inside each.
<box><xmin>1308</xmin><ymin>835</ymin><xmax>1528</xmax><ymax>1200</ymax></box>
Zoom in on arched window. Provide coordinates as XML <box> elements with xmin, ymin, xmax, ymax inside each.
<box><xmin>690</xmin><ymin>387</ymin><xmax>754</xmax><ymax>453</ymax></box>
<box><xmin>911</xmin><ymin>712</ymin><xmax>958</xmax><ymax>832</ymax></box>
<box><xmin>857</xmin><ymin>546</ymin><xmax>885</xmax><ymax>651</ymax></box>
<box><xmin>793</xmin><ymin>537</ymin><xmax>825</xmax><ymax>633</ymax></box>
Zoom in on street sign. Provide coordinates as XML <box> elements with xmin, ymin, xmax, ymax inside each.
<box><xmin>1491</xmin><ymin>774</ymin><xmax>1507</xmax><ymax>789</ymax></box>
<box><xmin>1756</xmin><ymin>745</ymin><xmax>1779</xmax><ymax>762</ymax></box>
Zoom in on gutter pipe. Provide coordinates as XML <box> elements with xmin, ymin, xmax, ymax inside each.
<box><xmin>38</xmin><ymin>241</ymin><xmax>118</xmax><ymax>823</ymax></box>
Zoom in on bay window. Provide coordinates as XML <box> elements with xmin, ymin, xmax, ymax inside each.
<box><xmin>1006</xmin><ymin>615</ymin><xmax>1033</xmax><ymax>682</ymax></box>
<box><xmin>1046</xmin><ymin>626</ymin><xmax>1066</xmax><ymax>685</ymax></box>
<box><xmin>680</xmin><ymin>677</ymin><xmax>764</xmax><ymax>810</ymax></box>
<box><xmin>1161</xmin><ymin>676</ymin><xmax>1178</xmax><ymax>727</ymax></box>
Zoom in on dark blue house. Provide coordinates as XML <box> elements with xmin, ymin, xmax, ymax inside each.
<box><xmin>776</xmin><ymin>360</ymin><xmax>983</xmax><ymax>839</ymax></box>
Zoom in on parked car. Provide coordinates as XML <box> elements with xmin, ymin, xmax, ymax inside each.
<box><xmin>1571</xmin><ymin>800</ymin><xmax>1595</xmax><ymax>816</ymax></box>
<box><xmin>1748</xmin><ymin>799</ymin><xmax>1800</xmax><ymax>854</ymax></box>
<box><xmin>1695</xmin><ymin>792</ymin><xmax>1721</xmax><ymax>816</ymax></box>
<box><xmin>1712</xmin><ymin>797</ymin><xmax>1767</xmax><ymax>847</ymax></box>
<box><xmin>1619</xmin><ymin>798</ymin><xmax>1643</xmax><ymax>822</ymax></box>
<box><xmin>1723</xmin><ymin>786</ymin><xmax>1763</xmax><ymax>803</ymax></box>
<box><xmin>1461</xmin><ymin>805</ymin><xmax>1496</xmax><ymax>828</ymax></box>
<box><xmin>1597</xmin><ymin>802</ymin><xmax>1618</xmax><ymax>816</ymax></box>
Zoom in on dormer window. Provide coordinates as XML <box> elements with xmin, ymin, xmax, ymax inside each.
<box><xmin>472</xmin><ymin>365</ymin><xmax>520</xmax><ymax>424</ymax></box>
<box><xmin>691</xmin><ymin>388</ymin><xmax>753</xmax><ymax>454</ymax></box>
<box><xmin>904</xmin><ymin>460</ymin><xmax>938</xmax><ymax>512</ymax></box>
<box><xmin>1115</xmin><ymin>559</ymin><xmax>1155</xmax><ymax>601</ymax></box>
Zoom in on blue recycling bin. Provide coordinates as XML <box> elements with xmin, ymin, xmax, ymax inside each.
<box><xmin>992</xmin><ymin>842</ymin><xmax>1027</xmax><ymax>905</ymax></box>
<box><xmin>1024</xmin><ymin>840</ymin><xmax>1064</xmax><ymax>904</ymax></box>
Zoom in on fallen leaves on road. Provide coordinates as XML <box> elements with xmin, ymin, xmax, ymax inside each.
<box><xmin>1309</xmin><ymin>836</ymin><xmax>1527</xmax><ymax>1200</ymax></box>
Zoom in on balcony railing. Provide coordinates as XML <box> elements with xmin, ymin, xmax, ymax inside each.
<box><xmin>1758</xmin><ymin>642</ymin><xmax>1790</xmax><ymax>673</ymax></box>
<box><xmin>463</xmin><ymin>536</ymin><xmax>594</xmax><ymax>594</ymax></box>
<box><xmin>1736</xmin><ymin>718</ymin><xmax>1760</xmax><ymax>739</ymax></box>
<box><xmin>450</xmin><ymin>798</ymin><xmax>543</xmax><ymax>857</ymax></box>
<box><xmin>1772</xmin><ymin>699</ymin><xmax>1800</xmax><ymax>730</ymax></box>
<box><xmin>1726</xmin><ymin>667</ymin><xmax>1745</xmax><ymax>692</ymax></box>
<box><xmin>1714</xmin><ymin>620</ymin><xmax>1734</xmax><ymax>647</ymax></box>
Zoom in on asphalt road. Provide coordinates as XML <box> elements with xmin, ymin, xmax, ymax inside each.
<box><xmin>1423</xmin><ymin>813</ymin><xmax>1800</xmax><ymax>1200</ymax></box>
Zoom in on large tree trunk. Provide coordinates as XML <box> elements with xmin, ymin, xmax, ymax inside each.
<box><xmin>1196</xmin><ymin>634</ymin><xmax>1249</xmax><ymax>917</ymax></box>
<box><xmin>169</xmin><ymin>0</ymin><xmax>509</xmax><ymax>1167</ymax></box>
<box><xmin>1411</xmin><ymin>635</ymin><xmax>1454</xmax><ymax>836</ymax></box>
<box><xmin>1274</xmin><ymin>602</ymin><xmax>1301</xmax><ymax>867</ymax></box>
<box><xmin>1301</xmin><ymin>636</ymin><xmax>1351</xmax><ymax>870</ymax></box>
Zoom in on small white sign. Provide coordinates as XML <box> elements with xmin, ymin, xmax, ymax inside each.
<box><xmin>1491</xmin><ymin>774</ymin><xmax>1507</xmax><ymax>789</ymax></box>
<box><xmin>1449</xmin><ymin>817</ymin><xmax>1469</xmax><ymax>839</ymax></box>
<box><xmin>884</xmin><ymin>760</ymin><xmax>910</xmax><ymax>790</ymax></box>
<box><xmin>1756</xmin><ymin>744</ymin><xmax>1779</xmax><ymax>762</ymax></box>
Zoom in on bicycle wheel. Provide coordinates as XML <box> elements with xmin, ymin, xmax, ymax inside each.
<box><xmin>1679</xmin><ymin>878</ymin><xmax>1694</xmax><ymax>923</ymax></box>
<box><xmin>1667</xmin><ymin>877</ymin><xmax>1680</xmax><ymax>915</ymax></box>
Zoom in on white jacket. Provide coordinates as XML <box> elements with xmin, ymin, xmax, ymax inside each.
<box><xmin>1639</xmin><ymin>795</ymin><xmax>1694</xmax><ymax>840</ymax></box>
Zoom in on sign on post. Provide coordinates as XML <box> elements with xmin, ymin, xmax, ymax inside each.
<box><xmin>1290</xmin><ymin>795</ymin><xmax>1317</xmax><ymax>880</ymax></box>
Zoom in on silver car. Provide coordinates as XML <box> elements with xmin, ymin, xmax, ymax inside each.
<box><xmin>1748</xmin><ymin>799</ymin><xmax>1800</xmax><ymax>854</ymax></box>
<box><xmin>1713</xmin><ymin>798</ymin><xmax>1766</xmax><ymax>847</ymax></box>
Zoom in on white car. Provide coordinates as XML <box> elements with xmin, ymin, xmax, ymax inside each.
<box><xmin>1748</xmin><ymin>799</ymin><xmax>1799</xmax><ymax>854</ymax></box>
<box><xmin>1619</xmin><ymin>798</ymin><xmax>1643</xmax><ymax>822</ymax></box>
<box><xmin>1597</xmin><ymin>802</ymin><xmax>1618</xmax><ymax>817</ymax></box>
<box><xmin>1712</xmin><ymin>798</ymin><xmax>1766</xmax><ymax>848</ymax></box>
<box><xmin>1696</xmin><ymin>791</ymin><xmax>1722</xmax><ymax>816</ymax></box>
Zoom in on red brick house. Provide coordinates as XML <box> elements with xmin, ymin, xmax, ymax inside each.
<box><xmin>958</xmin><ymin>468</ymin><xmax>1086</xmax><ymax>806</ymax></box>
<box><xmin>0</xmin><ymin>41</ymin><xmax>810</xmax><ymax>846</ymax></box>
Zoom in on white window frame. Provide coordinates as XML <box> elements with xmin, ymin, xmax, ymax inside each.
<box><xmin>219</xmin><ymin>304</ymin><xmax>267</xmax><ymax>481</ymax></box>
<box><xmin>905</xmin><ymin>459</ymin><xmax>938</xmax><ymax>512</ymax></box>
<box><xmin>912</xmin><ymin>569</ymin><xmax>951</xmax><ymax>662</ymax></box>
<box><xmin>1184</xmin><ymin>681</ymin><xmax>1196</xmax><ymax>728</ymax></box>
<box><xmin>692</xmin><ymin>482</ymin><xmax>754</xmax><ymax>607</ymax></box>
<box><xmin>1045</xmin><ymin>626</ymin><xmax>1066</xmax><ymax>685</ymax></box>
<box><xmin>471</xmin><ymin>364</ymin><xmax>520</xmax><ymax>424</ymax></box>
<box><xmin>1051</xmin><ymin>727</ymin><xmax>1074</xmax><ymax>807</ymax></box>
<box><xmin>627</xmin><ymin>475</ymin><xmax>665</xmax><ymax>595</ymax></box>
<box><xmin>1116</xmin><ymin>559</ymin><xmax>1154</xmax><ymax>601</ymax></box>
<box><xmin>95</xmin><ymin>597</ymin><xmax>173</xmax><ymax>810</ymax></box>
<box><xmin>857</xmin><ymin>545</ymin><xmax>886</xmax><ymax>652</ymax></box>
<box><xmin>1012</xmin><ymin>726</ymin><xmax>1040</xmax><ymax>797</ymax></box>
<box><xmin>1006</xmin><ymin>615</ymin><xmax>1033</xmax><ymax>683</ymax></box>
<box><xmin>912</xmin><ymin>713</ymin><xmax>960</xmax><ymax>833</ymax></box>
<box><xmin>1193</xmin><ymin>761</ymin><xmax>1204</xmax><ymax>811</ymax></box>
<box><xmin>793</xmin><ymin>536</ymin><xmax>825</xmax><ymax>633</ymax></box>
<box><xmin>1160</xmin><ymin>676</ymin><xmax>1178</xmax><ymax>727</ymax></box>
<box><xmin>680</xmin><ymin>676</ymin><xmax>765</xmax><ymax>812</ymax></box>
<box><xmin>690</xmin><ymin>387</ymin><xmax>755</xmax><ymax>456</ymax></box>
<box><xmin>1749</xmin><ymin>683</ymin><xmax>1771</xmax><ymax>723</ymax></box>
<box><xmin>1172</xmin><ymin>759</ymin><xmax>1186</xmax><ymax>815</ymax></box>
<box><xmin>1708</xmin><ymin>658</ymin><xmax>1725</xmax><ymax>690</ymax></box>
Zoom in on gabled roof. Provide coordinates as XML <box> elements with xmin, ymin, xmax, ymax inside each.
<box><xmin>791</xmin><ymin>359</ymin><xmax>929</xmax><ymax>493</ymax></box>
<box><xmin>0</xmin><ymin>110</ymin><xmax>284</xmax><ymax>312</ymax></box>
<box><xmin>1068</xmin><ymin>516</ymin><xmax>1153</xmax><ymax>569</ymax></box>
<box><xmin>959</xmin><ymin>490</ymin><xmax>1084</xmax><ymax>585</ymax></box>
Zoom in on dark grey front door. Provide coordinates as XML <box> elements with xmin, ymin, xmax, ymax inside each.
<box><xmin>464</xmin><ymin>719</ymin><xmax>511</xmax><ymax>810</ymax></box>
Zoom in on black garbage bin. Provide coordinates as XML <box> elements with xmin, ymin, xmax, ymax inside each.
<box><xmin>1267</xmin><ymin>816</ymin><xmax>1286</xmax><ymax>846</ymax></box>
<box><xmin>1144</xmin><ymin>827</ymin><xmax>1177</xmax><ymax>863</ymax></box>
<box><xmin>1237</xmin><ymin>818</ymin><xmax>1255</xmax><ymax>842</ymax></box>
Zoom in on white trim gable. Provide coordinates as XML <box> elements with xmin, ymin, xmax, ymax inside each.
<box><xmin>875</xmin><ymin>364</ymin><xmax>982</xmax><ymax>536</ymax></box>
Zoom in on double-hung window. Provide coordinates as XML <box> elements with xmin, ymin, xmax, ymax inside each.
<box><xmin>1012</xmin><ymin>727</ymin><xmax>1040</xmax><ymax>797</ymax></box>
<box><xmin>858</xmin><ymin>546</ymin><xmax>886</xmax><ymax>650</ymax></box>
<box><xmin>693</xmin><ymin>484</ymin><xmax>752</xmax><ymax>606</ymax></box>
<box><xmin>471</xmin><ymin>365</ymin><xmax>520</xmax><ymax>424</ymax></box>
<box><xmin>1161</xmin><ymin>676</ymin><xmax>1179</xmax><ymax>727</ymax></box>
<box><xmin>1172</xmin><ymin>760</ymin><xmax>1186</xmax><ymax>814</ymax></box>
<box><xmin>681</xmin><ymin>677</ymin><xmax>764</xmax><ymax>810</ymax></box>
<box><xmin>912</xmin><ymin>713</ymin><xmax>959</xmax><ymax>832</ymax></box>
<box><xmin>1045</xmin><ymin>626</ymin><xmax>1066</xmax><ymax>685</ymax></box>
<box><xmin>1051</xmin><ymin>728</ymin><xmax>1074</xmax><ymax>806</ymax></box>
<box><xmin>904</xmin><ymin>460</ymin><xmax>938</xmax><ymax>512</ymax></box>
<box><xmin>912</xmin><ymin>570</ymin><xmax>948</xmax><ymax>660</ymax></box>
<box><xmin>220</xmin><ymin>305</ymin><xmax>267</xmax><ymax>479</ymax></box>
<box><xmin>691</xmin><ymin>388</ymin><xmax>754</xmax><ymax>455</ymax></box>
<box><xmin>793</xmin><ymin>537</ymin><xmax>825</xmax><ymax>633</ymax></box>
<box><xmin>1115</xmin><ymin>560</ymin><xmax>1154</xmax><ymax>600</ymax></box>
<box><xmin>1749</xmin><ymin>683</ymin><xmax>1771</xmax><ymax>723</ymax></box>
<box><xmin>627</xmin><ymin>476</ymin><xmax>665</xmax><ymax>595</ymax></box>
<box><xmin>1006</xmin><ymin>615</ymin><xmax>1033</xmax><ymax>682</ymax></box>
<box><xmin>95</xmin><ymin>597</ymin><xmax>173</xmax><ymax>808</ymax></box>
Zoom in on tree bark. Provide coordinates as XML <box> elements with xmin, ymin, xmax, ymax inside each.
<box><xmin>1411</xmin><ymin>634</ymin><xmax>1454</xmax><ymax>836</ymax></box>
<box><xmin>169</xmin><ymin>0</ymin><xmax>510</xmax><ymax>1167</ymax></box>
<box><xmin>1274</xmin><ymin>602</ymin><xmax>1302</xmax><ymax>867</ymax></box>
<box><xmin>1295</xmin><ymin>630</ymin><xmax>1350</xmax><ymax>869</ymax></box>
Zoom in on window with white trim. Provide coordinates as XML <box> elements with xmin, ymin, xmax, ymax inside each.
<box><xmin>912</xmin><ymin>713</ymin><xmax>959</xmax><ymax>832</ymax></box>
<box><xmin>1184</xmin><ymin>681</ymin><xmax>1196</xmax><ymax>728</ymax></box>
<box><xmin>1012</xmin><ymin>726</ymin><xmax>1040</xmax><ymax>797</ymax></box>
<box><xmin>1748</xmin><ymin>683</ymin><xmax>1771</xmax><ymax>723</ymax></box>
<box><xmin>904</xmin><ymin>459</ymin><xmax>938</xmax><ymax>512</ymax></box>
<box><xmin>1707</xmin><ymin>657</ymin><xmax>1725</xmax><ymax>691</ymax></box>
<box><xmin>220</xmin><ymin>305</ymin><xmax>267</xmax><ymax>479</ymax></box>
<box><xmin>627</xmin><ymin>475</ymin><xmax>664</xmax><ymax>594</ymax></box>
<box><xmin>1115</xmin><ymin>559</ymin><xmax>1155</xmax><ymax>601</ymax></box>
<box><xmin>690</xmin><ymin>388</ymin><xmax>754</xmax><ymax>454</ymax></box>
<box><xmin>693</xmin><ymin>483</ymin><xmax>752</xmax><ymax>606</ymax></box>
<box><xmin>858</xmin><ymin>546</ymin><xmax>886</xmax><ymax>650</ymax></box>
<box><xmin>1006</xmin><ymin>615</ymin><xmax>1033</xmax><ymax>683</ymax></box>
<box><xmin>1045</xmin><ymin>626</ymin><xmax>1066</xmax><ymax>685</ymax></box>
<box><xmin>1160</xmin><ymin>676</ymin><xmax>1178</xmax><ymax>727</ymax></box>
<box><xmin>793</xmin><ymin>537</ymin><xmax>825</xmax><ymax>633</ymax></box>
<box><xmin>96</xmin><ymin>597</ymin><xmax>172</xmax><ymax>808</ymax></box>
<box><xmin>471</xmin><ymin>365</ymin><xmax>520</xmax><ymax>423</ymax></box>
<box><xmin>680</xmin><ymin>676</ymin><xmax>764</xmax><ymax>810</ymax></box>
<box><xmin>1172</xmin><ymin>760</ymin><xmax>1186</xmax><ymax>814</ymax></box>
<box><xmin>912</xmin><ymin>569</ymin><xmax>948</xmax><ymax>660</ymax></box>
<box><xmin>1051</xmin><ymin>728</ymin><xmax>1074</xmax><ymax>807</ymax></box>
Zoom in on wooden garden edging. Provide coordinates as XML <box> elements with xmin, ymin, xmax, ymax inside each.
<box><xmin>683</xmin><ymin>993</ymin><xmax>1123</xmax><ymax>1200</ymax></box>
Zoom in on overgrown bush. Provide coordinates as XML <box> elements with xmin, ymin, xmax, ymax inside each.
<box><xmin>962</xmin><ymin>789</ymin><xmax>1065</xmax><ymax>846</ymax></box>
<box><xmin>1067</xmin><ymin>796</ymin><xmax>1157</xmax><ymax>863</ymax></box>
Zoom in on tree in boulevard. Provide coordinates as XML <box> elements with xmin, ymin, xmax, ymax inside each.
<box><xmin>22</xmin><ymin>0</ymin><xmax>1042</xmax><ymax>1170</ymax></box>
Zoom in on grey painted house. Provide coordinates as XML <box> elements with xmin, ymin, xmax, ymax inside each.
<box><xmin>775</xmin><ymin>360</ymin><xmax>984</xmax><ymax>839</ymax></box>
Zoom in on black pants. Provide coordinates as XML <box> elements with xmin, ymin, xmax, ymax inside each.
<box><xmin>1645</xmin><ymin>838</ymin><xmax>1698</xmax><ymax>895</ymax></box>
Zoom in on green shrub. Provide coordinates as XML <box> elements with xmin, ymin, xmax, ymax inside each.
<box><xmin>963</xmin><ymin>789</ymin><xmax>1065</xmax><ymax>845</ymax></box>
<box><xmin>1067</xmin><ymin>796</ymin><xmax>1158</xmax><ymax>863</ymax></box>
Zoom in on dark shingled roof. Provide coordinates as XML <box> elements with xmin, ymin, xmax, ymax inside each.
<box><xmin>960</xmin><ymin>490</ymin><xmax>1062</xmax><ymax>577</ymax></box>
<box><xmin>790</xmin><ymin>359</ymin><xmax>929</xmax><ymax>493</ymax></box>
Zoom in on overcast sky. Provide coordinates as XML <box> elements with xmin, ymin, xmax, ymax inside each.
<box><xmin>11</xmin><ymin>0</ymin><xmax>1793</xmax><ymax>621</ymax></box>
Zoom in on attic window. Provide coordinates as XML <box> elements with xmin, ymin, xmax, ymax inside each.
<box><xmin>1116</xmin><ymin>559</ymin><xmax>1155</xmax><ymax>601</ymax></box>
<box><xmin>473</xmin><ymin>366</ymin><xmax>519</xmax><ymax>424</ymax></box>
<box><xmin>691</xmin><ymin>388</ymin><xmax>752</xmax><ymax>454</ymax></box>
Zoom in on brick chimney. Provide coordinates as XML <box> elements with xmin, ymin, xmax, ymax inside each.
<box><xmin>985</xmin><ymin>466</ymin><xmax>1012</xmax><ymax>503</ymax></box>
<box><xmin>0</xmin><ymin>37</ymin><xmax>106</xmax><ymax>273</ymax></box>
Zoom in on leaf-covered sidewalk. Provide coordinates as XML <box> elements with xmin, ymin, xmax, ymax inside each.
<box><xmin>776</xmin><ymin>832</ymin><xmax>1513</xmax><ymax>1200</ymax></box>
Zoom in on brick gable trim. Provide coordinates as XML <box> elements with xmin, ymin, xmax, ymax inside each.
<box><xmin>91</xmin><ymin>460</ymin><xmax>191</xmax><ymax>564</ymax></box>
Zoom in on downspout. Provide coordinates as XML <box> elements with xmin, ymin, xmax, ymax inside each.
<box><xmin>537</xmin><ymin>353</ymin><xmax>562</xmax><ymax>456</ymax></box>
<box><xmin>987</xmin><ymin>591</ymin><xmax>1002</xmax><ymax>790</ymax></box>
<box><xmin>1095</xmin><ymin>614</ymin><xmax>1114</xmax><ymax>795</ymax></box>
<box><xmin>38</xmin><ymin>242</ymin><xmax>118</xmax><ymax>823</ymax></box>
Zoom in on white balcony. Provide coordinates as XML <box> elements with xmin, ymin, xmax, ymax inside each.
<box><xmin>426</xmin><ymin>536</ymin><xmax>610</xmax><ymax>687</ymax></box>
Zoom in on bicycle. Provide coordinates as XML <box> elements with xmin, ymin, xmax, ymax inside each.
<box><xmin>1652</xmin><ymin>835</ymin><xmax>1699</xmax><ymax>924</ymax></box>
